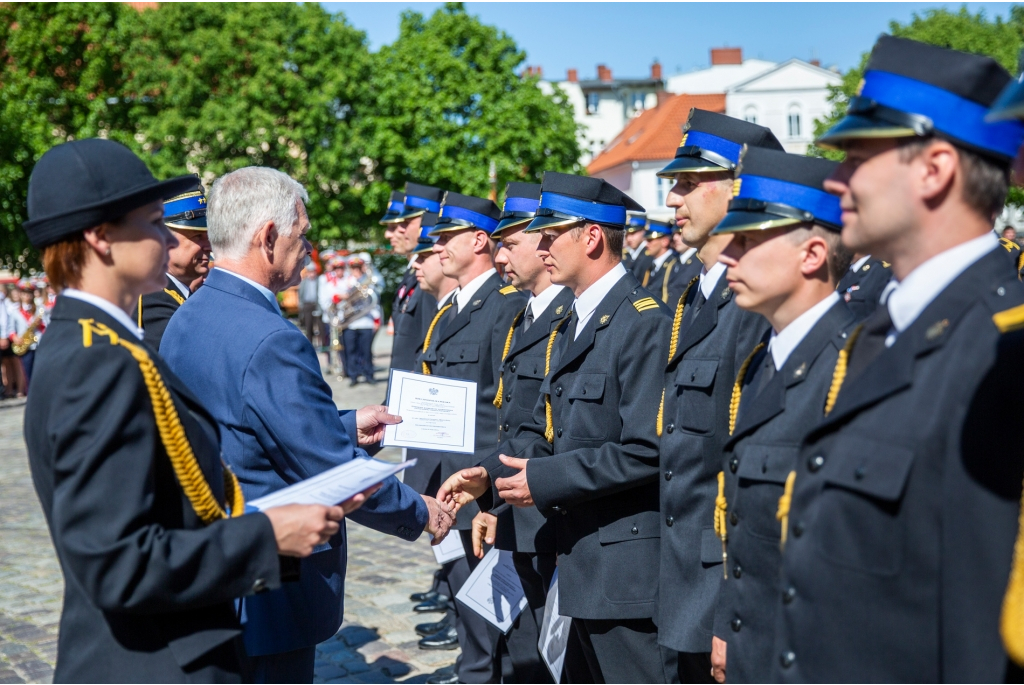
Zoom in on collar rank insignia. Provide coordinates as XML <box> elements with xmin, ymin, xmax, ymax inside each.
<box><xmin>926</xmin><ymin>319</ymin><xmax>949</xmax><ymax>340</ymax></box>
<box><xmin>721</xmin><ymin>288</ymin><xmax>731</xmax><ymax>299</ymax></box>
<box><xmin>472</xmin><ymin>299</ymin><xmax>482</xmax><ymax>306</ymax></box>
<box><xmin>600</xmin><ymin>314</ymin><xmax>611</xmax><ymax>325</ymax></box>
<box><xmin>632</xmin><ymin>297</ymin><xmax>659</xmax><ymax>313</ymax></box>
<box><xmin>555</xmin><ymin>305</ymin><xmax>564</xmax><ymax>315</ymax></box>
<box><xmin>793</xmin><ymin>362</ymin><xmax>806</xmax><ymax>379</ymax></box>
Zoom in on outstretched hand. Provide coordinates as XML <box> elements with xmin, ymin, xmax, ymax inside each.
<box><xmin>422</xmin><ymin>495</ymin><xmax>456</xmax><ymax>545</ymax></box>
<box><xmin>355</xmin><ymin>405</ymin><xmax>402</xmax><ymax>445</ymax></box>
<box><xmin>437</xmin><ymin>466</ymin><xmax>491</xmax><ymax>513</ymax></box>
<box><xmin>495</xmin><ymin>455</ymin><xmax>533</xmax><ymax>507</ymax></box>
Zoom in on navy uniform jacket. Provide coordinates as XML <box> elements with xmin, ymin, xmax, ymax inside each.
<box><xmin>712</xmin><ymin>300</ymin><xmax>855</xmax><ymax>683</ymax></box>
<box><xmin>632</xmin><ymin>250</ymin><xmax>655</xmax><ymax>283</ymax></box>
<box><xmin>482</xmin><ymin>272</ymin><xmax>672</xmax><ymax>620</ymax></box>
<box><xmin>24</xmin><ymin>296</ymin><xmax>282</xmax><ymax>682</ymax></box>
<box><xmin>133</xmin><ymin>275</ymin><xmax>186</xmax><ymax>349</ymax></box>
<box><xmin>658</xmin><ymin>271</ymin><xmax>771</xmax><ymax>653</ymax></box>
<box><xmin>837</xmin><ymin>258</ymin><xmax>890</xmax><ymax>321</ymax></box>
<box><xmin>774</xmin><ymin>248</ymin><xmax>1024</xmax><ymax>682</ymax></box>
<box><xmin>391</xmin><ymin>269</ymin><xmax>436</xmax><ymax>372</ymax></box>
<box><xmin>646</xmin><ymin>251</ymin><xmax>701</xmax><ymax>312</ymax></box>
<box><xmin>419</xmin><ymin>272</ymin><xmax>527</xmax><ymax>529</ymax></box>
<box><xmin>493</xmin><ymin>286</ymin><xmax>575</xmax><ymax>554</ymax></box>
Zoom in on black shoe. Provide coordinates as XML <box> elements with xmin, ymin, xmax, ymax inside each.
<box><xmin>425</xmin><ymin>664</ymin><xmax>459</xmax><ymax>684</ymax></box>
<box><xmin>415</xmin><ymin>616</ymin><xmax>451</xmax><ymax>637</ymax></box>
<box><xmin>418</xmin><ymin>625</ymin><xmax>459</xmax><ymax>650</ymax></box>
<box><xmin>413</xmin><ymin>595</ymin><xmax>450</xmax><ymax>613</ymax></box>
<box><xmin>348</xmin><ymin>378</ymin><xmax>359</xmax><ymax>387</ymax></box>
<box><xmin>410</xmin><ymin>589</ymin><xmax>439</xmax><ymax>603</ymax></box>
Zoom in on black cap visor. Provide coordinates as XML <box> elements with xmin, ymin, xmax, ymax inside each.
<box><xmin>166</xmin><ymin>214</ymin><xmax>208</xmax><ymax>231</ymax></box>
<box><xmin>428</xmin><ymin>217</ymin><xmax>487</xmax><ymax>236</ymax></box>
<box><xmin>712</xmin><ymin>198</ymin><xmax>840</xmax><ymax>235</ymax></box>
<box><xmin>524</xmin><ymin>209</ymin><xmax>585</xmax><ymax>233</ymax></box>
<box><xmin>379</xmin><ymin>211</ymin><xmax>404</xmax><ymax>225</ymax></box>
<box><xmin>656</xmin><ymin>146</ymin><xmax>734</xmax><ymax>179</ymax></box>
<box><xmin>987</xmin><ymin>80</ymin><xmax>1024</xmax><ymax>122</ymax></box>
<box><xmin>411</xmin><ymin>240</ymin><xmax>436</xmax><ymax>255</ymax></box>
<box><xmin>815</xmin><ymin>97</ymin><xmax>927</xmax><ymax>149</ymax></box>
<box><xmin>492</xmin><ymin>214</ymin><xmax>534</xmax><ymax>238</ymax></box>
<box><xmin>394</xmin><ymin>206</ymin><xmax>427</xmax><ymax>221</ymax></box>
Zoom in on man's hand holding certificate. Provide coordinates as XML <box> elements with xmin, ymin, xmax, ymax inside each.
<box><xmin>382</xmin><ymin>370</ymin><xmax>477</xmax><ymax>452</ymax></box>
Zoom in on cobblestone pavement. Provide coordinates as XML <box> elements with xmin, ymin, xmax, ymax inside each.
<box><xmin>0</xmin><ymin>330</ymin><xmax>457</xmax><ymax>683</ymax></box>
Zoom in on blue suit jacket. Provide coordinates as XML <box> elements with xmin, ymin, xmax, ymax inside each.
<box><xmin>161</xmin><ymin>269</ymin><xmax>427</xmax><ymax>656</ymax></box>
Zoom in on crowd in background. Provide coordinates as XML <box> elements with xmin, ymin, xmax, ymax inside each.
<box><xmin>0</xmin><ymin>280</ymin><xmax>54</xmax><ymax>398</ymax></box>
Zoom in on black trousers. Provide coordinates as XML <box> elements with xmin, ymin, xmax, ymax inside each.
<box><xmin>300</xmin><ymin>302</ymin><xmax>319</xmax><ymax>346</ymax></box>
<box><xmin>442</xmin><ymin>530</ymin><xmax>500</xmax><ymax>683</ymax></box>
<box><xmin>567</xmin><ymin>617</ymin><xmax>670</xmax><ymax>684</ymax></box>
<box><xmin>662</xmin><ymin>649</ymin><xmax>714</xmax><ymax>684</ymax></box>
<box><xmin>495</xmin><ymin>552</ymin><xmax>557</xmax><ymax>683</ymax></box>
<box><xmin>343</xmin><ymin>328</ymin><xmax>374</xmax><ymax>380</ymax></box>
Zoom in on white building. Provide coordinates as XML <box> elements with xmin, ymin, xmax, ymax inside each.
<box><xmin>725</xmin><ymin>58</ymin><xmax>842</xmax><ymax>154</ymax></box>
<box><xmin>666</xmin><ymin>48</ymin><xmax>776</xmax><ymax>95</ymax></box>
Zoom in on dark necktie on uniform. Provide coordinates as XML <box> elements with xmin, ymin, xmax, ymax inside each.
<box><xmin>756</xmin><ymin>350</ymin><xmax>777</xmax><ymax>395</ymax></box>
<box><xmin>523</xmin><ymin>303</ymin><xmax>535</xmax><ymax>333</ymax></box>
<box><xmin>565</xmin><ymin>308</ymin><xmax>579</xmax><ymax>343</ymax></box>
<box><xmin>845</xmin><ymin>303</ymin><xmax>894</xmax><ymax>382</ymax></box>
<box><xmin>686</xmin><ymin>286</ymin><xmax>708</xmax><ymax>325</ymax></box>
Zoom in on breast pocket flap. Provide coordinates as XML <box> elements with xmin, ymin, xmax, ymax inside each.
<box><xmin>568</xmin><ymin>373</ymin><xmax>605</xmax><ymax>400</ymax></box>
<box><xmin>822</xmin><ymin>438</ymin><xmax>914</xmax><ymax>502</ymax></box>
<box><xmin>598</xmin><ymin>510</ymin><xmax>661</xmax><ymax>544</ymax></box>
<box><xmin>700</xmin><ymin>527</ymin><xmax>724</xmax><ymax>565</ymax></box>
<box><xmin>448</xmin><ymin>343</ymin><xmax>479</xmax><ymax>363</ymax></box>
<box><xmin>675</xmin><ymin>359</ymin><xmax>718</xmax><ymax>389</ymax></box>
<box><xmin>514</xmin><ymin>356</ymin><xmax>546</xmax><ymax>380</ymax></box>
<box><xmin>735</xmin><ymin>444</ymin><xmax>800</xmax><ymax>484</ymax></box>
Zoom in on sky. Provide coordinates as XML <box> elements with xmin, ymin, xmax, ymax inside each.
<box><xmin>321</xmin><ymin>2</ymin><xmax>1016</xmax><ymax>78</ymax></box>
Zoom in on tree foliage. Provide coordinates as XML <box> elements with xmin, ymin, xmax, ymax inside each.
<box><xmin>810</xmin><ymin>5</ymin><xmax>1024</xmax><ymax>211</ymax></box>
<box><xmin>0</xmin><ymin>2</ymin><xmax>582</xmax><ymax>270</ymax></box>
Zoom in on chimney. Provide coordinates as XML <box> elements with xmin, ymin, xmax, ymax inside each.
<box><xmin>810</xmin><ymin>58</ymin><xmax>821</xmax><ymax>67</ymax></box>
<box><xmin>597</xmin><ymin>64</ymin><xmax>612</xmax><ymax>82</ymax></box>
<box><xmin>567</xmin><ymin>68</ymin><xmax>578</xmax><ymax>83</ymax></box>
<box><xmin>710</xmin><ymin>48</ymin><xmax>743</xmax><ymax>66</ymax></box>
<box><xmin>651</xmin><ymin>61</ymin><xmax>662</xmax><ymax>80</ymax></box>
<box><xmin>536</xmin><ymin>65</ymin><xmax>543</xmax><ymax>78</ymax></box>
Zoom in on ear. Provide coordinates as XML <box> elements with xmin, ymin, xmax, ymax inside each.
<box><xmin>799</xmin><ymin>234</ymin><xmax>830</xmax><ymax>278</ymax></box>
<box><xmin>917</xmin><ymin>140</ymin><xmax>958</xmax><ymax>205</ymax></box>
<box><xmin>255</xmin><ymin>220</ymin><xmax>277</xmax><ymax>261</ymax></box>
<box><xmin>82</xmin><ymin>223</ymin><xmax>114</xmax><ymax>262</ymax></box>
<box><xmin>582</xmin><ymin>223</ymin><xmax>604</xmax><ymax>257</ymax></box>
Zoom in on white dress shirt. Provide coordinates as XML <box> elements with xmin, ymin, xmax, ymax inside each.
<box><xmin>166</xmin><ymin>273</ymin><xmax>190</xmax><ymax>299</ymax></box>
<box><xmin>768</xmin><ymin>292</ymin><xmax>840</xmax><ymax>370</ymax></box>
<box><xmin>679</xmin><ymin>247</ymin><xmax>698</xmax><ymax>263</ymax></box>
<box><xmin>572</xmin><ymin>262</ymin><xmax>627</xmax><ymax>339</ymax></box>
<box><xmin>699</xmin><ymin>261</ymin><xmax>728</xmax><ymax>300</ymax></box>
<box><xmin>849</xmin><ymin>254</ymin><xmax>872</xmax><ymax>273</ymax></box>
<box><xmin>62</xmin><ymin>289</ymin><xmax>144</xmax><ymax>340</ymax></box>
<box><xmin>215</xmin><ymin>267</ymin><xmax>281</xmax><ymax>314</ymax></box>
<box><xmin>438</xmin><ymin>287</ymin><xmax>457</xmax><ymax>310</ymax></box>
<box><xmin>629</xmin><ymin>241</ymin><xmax>649</xmax><ymax>260</ymax></box>
<box><xmin>651</xmin><ymin>250</ymin><xmax>673</xmax><ymax>272</ymax></box>
<box><xmin>454</xmin><ymin>268</ymin><xmax>497</xmax><ymax>313</ymax></box>
<box><xmin>882</xmin><ymin>232</ymin><xmax>997</xmax><ymax>346</ymax></box>
<box><xmin>526</xmin><ymin>284</ymin><xmax>567</xmax><ymax>320</ymax></box>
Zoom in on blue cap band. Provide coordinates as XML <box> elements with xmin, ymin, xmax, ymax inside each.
<box><xmin>682</xmin><ymin>131</ymin><xmax>743</xmax><ymax>164</ymax></box>
<box><xmin>440</xmin><ymin>205</ymin><xmax>500</xmax><ymax>233</ymax></box>
<box><xmin>736</xmin><ymin>175</ymin><xmax>842</xmax><ymax>227</ymax></box>
<box><xmin>165</xmin><ymin>193</ymin><xmax>206</xmax><ymax>217</ymax></box>
<box><xmin>386</xmin><ymin>201</ymin><xmax>405</xmax><ymax>213</ymax></box>
<box><xmin>647</xmin><ymin>223</ymin><xmax>672</xmax><ymax>235</ymax></box>
<box><xmin>406</xmin><ymin>195</ymin><xmax>442</xmax><ymax>213</ymax></box>
<box><xmin>504</xmin><ymin>196</ymin><xmax>539</xmax><ymax>213</ymax></box>
<box><xmin>627</xmin><ymin>215</ymin><xmax>646</xmax><ymax>227</ymax></box>
<box><xmin>861</xmin><ymin>69</ymin><xmax>1024</xmax><ymax>159</ymax></box>
<box><xmin>539</xmin><ymin>192</ymin><xmax>627</xmax><ymax>225</ymax></box>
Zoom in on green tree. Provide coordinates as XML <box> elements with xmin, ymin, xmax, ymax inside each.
<box><xmin>360</xmin><ymin>2</ymin><xmax>582</xmax><ymax>221</ymax></box>
<box><xmin>810</xmin><ymin>4</ymin><xmax>1024</xmax><ymax>203</ymax></box>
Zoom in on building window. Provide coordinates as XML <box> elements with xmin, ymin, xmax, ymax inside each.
<box><xmin>586</xmin><ymin>92</ymin><xmax>600</xmax><ymax>115</ymax></box>
<box><xmin>632</xmin><ymin>91</ymin><xmax>646</xmax><ymax>112</ymax></box>
<box><xmin>787</xmin><ymin>105</ymin><xmax>802</xmax><ymax>138</ymax></box>
<box><xmin>743</xmin><ymin>106</ymin><xmax>758</xmax><ymax>124</ymax></box>
<box><xmin>657</xmin><ymin>176</ymin><xmax>666</xmax><ymax>206</ymax></box>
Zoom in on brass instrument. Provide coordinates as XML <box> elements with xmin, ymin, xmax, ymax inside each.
<box><xmin>328</xmin><ymin>302</ymin><xmax>345</xmax><ymax>377</ymax></box>
<box><xmin>335</xmin><ymin>282</ymin><xmax>380</xmax><ymax>332</ymax></box>
<box><xmin>12</xmin><ymin>313</ymin><xmax>42</xmax><ymax>356</ymax></box>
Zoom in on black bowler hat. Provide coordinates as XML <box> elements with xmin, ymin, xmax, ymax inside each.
<box><xmin>819</xmin><ymin>36</ymin><xmax>1024</xmax><ymax>164</ymax></box>
<box><xmin>526</xmin><ymin>172</ymin><xmax>644</xmax><ymax>232</ymax></box>
<box><xmin>713</xmin><ymin>147</ymin><xmax>841</xmax><ymax>235</ymax></box>
<box><xmin>379</xmin><ymin>190</ymin><xmax>406</xmax><ymax>225</ymax></box>
<box><xmin>625</xmin><ymin>211</ymin><xmax>647</xmax><ymax>234</ymax></box>
<box><xmin>396</xmin><ymin>182</ymin><xmax>444</xmax><ymax>223</ymax></box>
<box><xmin>657</xmin><ymin>109</ymin><xmax>783</xmax><ymax>179</ymax></box>
<box><xmin>23</xmin><ymin>139</ymin><xmax>194</xmax><ymax>249</ymax></box>
<box><xmin>493</xmin><ymin>182</ymin><xmax>542</xmax><ymax>237</ymax></box>
<box><xmin>429</xmin><ymin>191</ymin><xmax>501</xmax><ymax>235</ymax></box>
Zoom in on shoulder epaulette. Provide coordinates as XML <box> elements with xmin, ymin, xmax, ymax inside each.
<box><xmin>632</xmin><ymin>297</ymin><xmax>659</xmax><ymax>313</ymax></box>
<box><xmin>1001</xmin><ymin>237</ymin><xmax>1021</xmax><ymax>253</ymax></box>
<box><xmin>993</xmin><ymin>303</ymin><xmax>1024</xmax><ymax>333</ymax></box>
<box><xmin>499</xmin><ymin>285</ymin><xmax>518</xmax><ymax>296</ymax></box>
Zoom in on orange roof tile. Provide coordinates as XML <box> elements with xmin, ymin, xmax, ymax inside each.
<box><xmin>587</xmin><ymin>93</ymin><xmax>726</xmax><ymax>175</ymax></box>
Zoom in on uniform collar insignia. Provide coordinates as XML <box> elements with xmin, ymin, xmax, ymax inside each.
<box><xmin>555</xmin><ymin>305</ymin><xmax>564</xmax><ymax>315</ymax></box>
<box><xmin>472</xmin><ymin>299</ymin><xmax>482</xmax><ymax>306</ymax></box>
<box><xmin>600</xmin><ymin>314</ymin><xmax>611</xmax><ymax>324</ymax></box>
<box><xmin>721</xmin><ymin>287</ymin><xmax>731</xmax><ymax>300</ymax></box>
<box><xmin>925</xmin><ymin>318</ymin><xmax>949</xmax><ymax>340</ymax></box>
<box><xmin>792</xmin><ymin>362</ymin><xmax>807</xmax><ymax>379</ymax></box>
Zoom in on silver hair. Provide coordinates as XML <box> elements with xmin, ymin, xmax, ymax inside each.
<box><xmin>206</xmin><ymin>167</ymin><xmax>310</xmax><ymax>260</ymax></box>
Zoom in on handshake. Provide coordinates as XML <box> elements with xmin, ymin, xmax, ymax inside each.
<box><xmin>260</xmin><ymin>404</ymin><xmax>457</xmax><ymax>558</ymax></box>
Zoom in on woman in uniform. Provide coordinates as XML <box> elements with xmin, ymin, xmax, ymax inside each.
<box><xmin>20</xmin><ymin>138</ymin><xmax>363</xmax><ymax>683</ymax></box>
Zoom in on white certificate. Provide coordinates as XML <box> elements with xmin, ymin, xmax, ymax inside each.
<box><xmin>455</xmin><ymin>548</ymin><xmax>528</xmax><ymax>634</ymax></box>
<box><xmin>538</xmin><ymin>568</ymin><xmax>571</xmax><ymax>682</ymax></box>
<box><xmin>247</xmin><ymin>458</ymin><xmax>415</xmax><ymax>511</ymax></box>
<box><xmin>430</xmin><ymin>530</ymin><xmax>466</xmax><ymax>564</ymax></box>
<box><xmin>382</xmin><ymin>370</ymin><xmax>476</xmax><ymax>453</ymax></box>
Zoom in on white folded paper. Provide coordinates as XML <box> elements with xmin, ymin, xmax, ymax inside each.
<box><xmin>455</xmin><ymin>548</ymin><xmax>528</xmax><ymax>634</ymax></box>
<box><xmin>247</xmin><ymin>458</ymin><xmax>415</xmax><ymax>510</ymax></box>
<box><xmin>538</xmin><ymin>568</ymin><xmax>571</xmax><ymax>681</ymax></box>
<box><xmin>430</xmin><ymin>530</ymin><xmax>466</xmax><ymax>564</ymax></box>
<box><xmin>382</xmin><ymin>370</ymin><xmax>477</xmax><ymax>453</ymax></box>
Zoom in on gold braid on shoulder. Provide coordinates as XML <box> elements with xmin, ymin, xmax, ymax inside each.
<box><xmin>164</xmin><ymin>288</ymin><xmax>186</xmax><ymax>306</ymax></box>
<box><xmin>714</xmin><ymin>471</ymin><xmax>729</xmax><ymax>579</ymax></box>
<box><xmin>728</xmin><ymin>341</ymin><xmax>766</xmax><ymax>436</ymax></box>
<box><xmin>493</xmin><ymin>308</ymin><xmax>525</xmax><ymax>408</ymax></box>
<box><xmin>825</xmin><ymin>324</ymin><xmax>863</xmax><ymax>416</ymax></box>
<box><xmin>137</xmin><ymin>295</ymin><xmax>143</xmax><ymax>329</ymax></box>
<box><xmin>656</xmin><ymin>276</ymin><xmax>699</xmax><ymax>437</ymax></box>
<box><xmin>421</xmin><ymin>303</ymin><xmax>453</xmax><ymax>375</ymax></box>
<box><xmin>543</xmin><ymin>313</ymin><xmax>573</xmax><ymax>443</ymax></box>
<box><xmin>78</xmin><ymin>318</ymin><xmax>244</xmax><ymax>525</ymax></box>
<box><xmin>776</xmin><ymin>470</ymin><xmax>797</xmax><ymax>549</ymax></box>
<box><xmin>661</xmin><ymin>259</ymin><xmax>676</xmax><ymax>304</ymax></box>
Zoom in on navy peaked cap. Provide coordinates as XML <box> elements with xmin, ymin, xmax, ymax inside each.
<box><xmin>23</xmin><ymin>139</ymin><xmax>194</xmax><ymax>249</ymax></box>
<box><xmin>714</xmin><ymin>147</ymin><xmax>841</xmax><ymax>234</ymax></box>
<box><xmin>397</xmin><ymin>182</ymin><xmax>445</xmax><ymax>220</ymax></box>
<box><xmin>526</xmin><ymin>172</ymin><xmax>643</xmax><ymax>231</ymax></box>
<box><xmin>380</xmin><ymin>190</ymin><xmax>406</xmax><ymax>225</ymax></box>
<box><xmin>163</xmin><ymin>175</ymin><xmax>209</xmax><ymax>231</ymax></box>
<box><xmin>626</xmin><ymin>211</ymin><xmax>647</xmax><ymax>232</ymax></box>
<box><xmin>646</xmin><ymin>217</ymin><xmax>673</xmax><ymax>237</ymax></box>
<box><xmin>429</xmin><ymin>191</ymin><xmax>501</xmax><ymax>235</ymax></box>
<box><xmin>657</xmin><ymin>109</ymin><xmax>783</xmax><ymax>178</ymax></box>
<box><xmin>819</xmin><ymin>35</ymin><xmax>1024</xmax><ymax>163</ymax></box>
<box><xmin>494</xmin><ymin>182</ymin><xmax>542</xmax><ymax>237</ymax></box>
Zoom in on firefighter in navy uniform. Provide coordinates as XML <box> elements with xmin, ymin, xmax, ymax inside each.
<box><xmin>20</xmin><ymin>139</ymin><xmax>348</xmax><ymax>683</ymax></box>
<box><xmin>133</xmin><ymin>177</ymin><xmax>211</xmax><ymax>349</ymax></box>
<box><xmin>641</xmin><ymin>217</ymin><xmax>692</xmax><ymax>310</ymax></box>
<box><xmin>653</xmin><ymin>109</ymin><xmax>781</xmax><ymax>683</ymax></box>
<box><xmin>439</xmin><ymin>172</ymin><xmax>674</xmax><ymax>683</ymax></box>
<box><xmin>703</xmin><ymin>149</ymin><xmax>856</xmax><ymax>683</ymax></box>
<box><xmin>625</xmin><ymin>211</ymin><xmax>654</xmax><ymax>278</ymax></box>
<box><xmin>773</xmin><ymin>36</ymin><xmax>1024</xmax><ymax>682</ymax></box>
<box><xmin>836</xmin><ymin>253</ymin><xmax>891</xmax><ymax>320</ymax></box>
<box><xmin>420</xmin><ymin>191</ymin><xmax>527</xmax><ymax>684</ymax></box>
<box><xmin>474</xmin><ymin>182</ymin><xmax>573</xmax><ymax>683</ymax></box>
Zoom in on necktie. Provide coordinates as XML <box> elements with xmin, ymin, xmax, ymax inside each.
<box><xmin>523</xmin><ymin>304</ymin><xmax>535</xmax><ymax>333</ymax></box>
<box><xmin>565</xmin><ymin>308</ymin><xmax>579</xmax><ymax>342</ymax></box>
<box><xmin>845</xmin><ymin>303</ymin><xmax>894</xmax><ymax>382</ymax></box>
<box><xmin>686</xmin><ymin>287</ymin><xmax>708</xmax><ymax>325</ymax></box>
<box><xmin>756</xmin><ymin>351</ymin><xmax>777</xmax><ymax>395</ymax></box>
